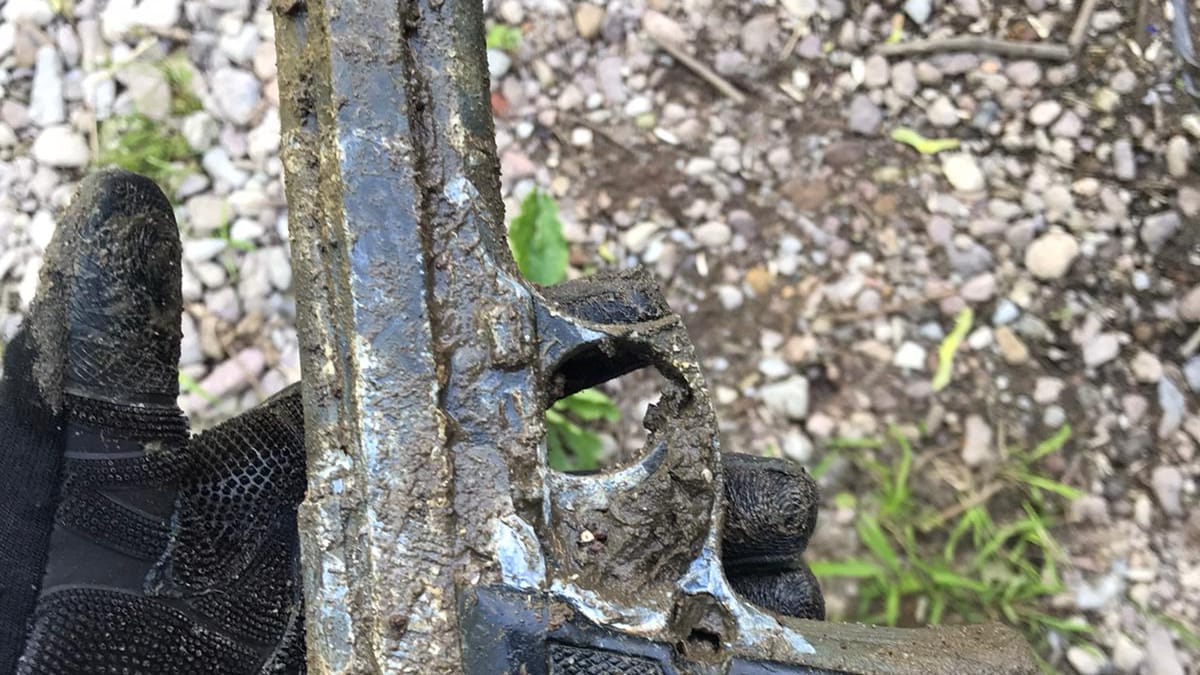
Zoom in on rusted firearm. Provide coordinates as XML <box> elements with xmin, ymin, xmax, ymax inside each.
<box><xmin>272</xmin><ymin>0</ymin><xmax>1039</xmax><ymax>672</ymax></box>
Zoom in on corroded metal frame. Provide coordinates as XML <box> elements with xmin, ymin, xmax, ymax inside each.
<box><xmin>272</xmin><ymin>1</ymin><xmax>1039</xmax><ymax>673</ymax></box>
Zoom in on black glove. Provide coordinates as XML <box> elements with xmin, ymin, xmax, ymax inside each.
<box><xmin>0</xmin><ymin>170</ymin><xmax>823</xmax><ymax>674</ymax></box>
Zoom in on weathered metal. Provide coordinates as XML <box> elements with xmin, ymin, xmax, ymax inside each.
<box><xmin>272</xmin><ymin>1</ymin><xmax>1039</xmax><ymax>673</ymax></box>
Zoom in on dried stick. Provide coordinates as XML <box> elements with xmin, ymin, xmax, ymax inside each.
<box><xmin>875</xmin><ymin>36</ymin><xmax>1072</xmax><ymax>61</ymax></box>
<box><xmin>647</xmin><ymin>38</ymin><xmax>748</xmax><ymax>104</ymax></box>
<box><xmin>1068</xmin><ymin>0</ymin><xmax>1101</xmax><ymax>53</ymax></box>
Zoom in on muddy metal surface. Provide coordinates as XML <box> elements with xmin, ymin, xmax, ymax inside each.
<box><xmin>273</xmin><ymin>1</ymin><xmax>1037</xmax><ymax>672</ymax></box>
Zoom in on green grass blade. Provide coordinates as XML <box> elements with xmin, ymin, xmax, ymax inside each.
<box><xmin>858</xmin><ymin>516</ymin><xmax>900</xmax><ymax>572</ymax></box>
<box><xmin>809</xmin><ymin>559</ymin><xmax>885</xmax><ymax>579</ymax></box>
<box><xmin>932</xmin><ymin>308</ymin><xmax>973</xmax><ymax>392</ymax></box>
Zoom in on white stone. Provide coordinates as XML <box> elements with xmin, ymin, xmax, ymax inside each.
<box><xmin>29</xmin><ymin>46</ymin><xmax>65</xmax><ymax>127</ymax></box>
<box><xmin>942</xmin><ymin>153</ymin><xmax>985</xmax><ymax>192</ymax></box>
<box><xmin>210</xmin><ymin>67</ymin><xmax>262</xmax><ymax>125</ymax></box>
<box><xmin>893</xmin><ymin>341</ymin><xmax>926</xmax><ymax>370</ymax></box>
<box><xmin>760</xmin><ymin>376</ymin><xmax>810</xmax><ymax>421</ymax></box>
<box><xmin>31</xmin><ymin>126</ymin><xmax>90</xmax><ymax>167</ymax></box>
<box><xmin>2</xmin><ymin>0</ymin><xmax>55</xmax><ymax>25</ymax></box>
<box><xmin>1024</xmin><ymin>230</ymin><xmax>1079</xmax><ymax>280</ymax></box>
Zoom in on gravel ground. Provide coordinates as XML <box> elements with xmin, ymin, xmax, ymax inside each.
<box><xmin>1</xmin><ymin>0</ymin><xmax>1199</xmax><ymax>672</ymax></box>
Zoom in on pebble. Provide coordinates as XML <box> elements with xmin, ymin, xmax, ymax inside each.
<box><xmin>1065</xmin><ymin>646</ymin><xmax>1106</xmax><ymax>675</ymax></box>
<box><xmin>961</xmin><ymin>414</ymin><xmax>994</xmax><ymax>467</ymax></box>
<box><xmin>1027</xmin><ymin>100</ymin><xmax>1061</xmax><ymax>126</ymax></box>
<box><xmin>1152</xmin><ymin>466</ymin><xmax>1184</xmax><ymax>517</ymax></box>
<box><xmin>574</xmin><ymin>4</ymin><xmax>605</xmax><ymax>40</ymax></box>
<box><xmin>926</xmin><ymin>96</ymin><xmax>959</xmax><ymax>127</ymax></box>
<box><xmin>1113</xmin><ymin>139</ymin><xmax>1136</xmax><ymax>181</ymax></box>
<box><xmin>1176</xmin><ymin>286</ymin><xmax>1200</xmax><ymax>323</ymax></box>
<box><xmin>694</xmin><ymin>221</ymin><xmax>732</xmax><ymax>249</ymax></box>
<box><xmin>137</xmin><ymin>0</ymin><xmax>182</xmax><ymax>31</ymax></box>
<box><xmin>994</xmin><ymin>326</ymin><xmax>1030</xmax><ymax>365</ymax></box>
<box><xmin>1145</xmin><ymin>625</ymin><xmax>1185</xmax><ymax>675</ymax></box>
<box><xmin>1110</xmin><ymin>634</ymin><xmax>1143</xmax><ymax>673</ymax></box>
<box><xmin>960</xmin><ymin>272</ymin><xmax>996</xmax><ymax>302</ymax></box>
<box><xmin>1166</xmin><ymin>136</ymin><xmax>1191</xmax><ymax>177</ymax></box>
<box><xmin>1024</xmin><ymin>230</ymin><xmax>1079</xmax><ymax>280</ymax></box>
<box><xmin>1034</xmin><ymin>377</ymin><xmax>1064</xmax><ymax>404</ymax></box>
<box><xmin>846</xmin><ymin>95</ymin><xmax>881</xmax><ymax>136</ymax></box>
<box><xmin>210</xmin><ymin>67</ymin><xmax>261</xmax><ymax>125</ymax></box>
<box><xmin>487</xmin><ymin>49</ymin><xmax>511</xmax><ymax>79</ymax></box>
<box><xmin>1140</xmin><ymin>211</ymin><xmax>1180</xmax><ymax>253</ymax></box>
<box><xmin>992</xmin><ymin>299</ymin><xmax>1019</xmax><ymax>325</ymax></box>
<box><xmin>1157</xmin><ymin>378</ymin><xmax>1186</xmax><ymax>439</ymax></box>
<box><xmin>1082</xmin><ymin>332</ymin><xmax>1120</xmax><ymax>368</ymax></box>
<box><xmin>183</xmin><ymin>238</ymin><xmax>228</xmax><ymax>263</ymax></box>
<box><xmin>863</xmin><ymin>55</ymin><xmax>889</xmax><ymax>88</ymax></box>
<box><xmin>3</xmin><ymin>0</ymin><xmax>55</xmax><ymax>24</ymax></box>
<box><xmin>31</xmin><ymin>125</ymin><xmax>90</xmax><ymax>167</ymax></box>
<box><xmin>716</xmin><ymin>285</ymin><xmax>744</xmax><ymax>311</ymax></box>
<box><xmin>942</xmin><ymin>153</ymin><xmax>984</xmax><ymax>192</ymax></box>
<box><xmin>202</xmin><ymin>148</ymin><xmax>249</xmax><ymax>187</ymax></box>
<box><xmin>1131</xmin><ymin>351</ymin><xmax>1163</xmax><ymax>383</ymax></box>
<box><xmin>780</xmin><ymin>430</ymin><xmax>814</xmax><ymax>463</ymax></box>
<box><xmin>893</xmin><ymin>341</ymin><xmax>926</xmax><ymax>370</ymax></box>
<box><xmin>29</xmin><ymin>46</ymin><xmax>65</xmax><ymax>127</ymax></box>
<box><xmin>1180</xmin><ymin>186</ymin><xmax>1200</xmax><ymax>217</ymax></box>
<box><xmin>890</xmin><ymin>62</ymin><xmax>917</xmax><ymax>98</ymax></box>
<box><xmin>903</xmin><ymin>0</ymin><xmax>932</xmax><ymax>24</ymax></box>
<box><xmin>760</xmin><ymin>375</ymin><xmax>810</xmax><ymax>421</ymax></box>
<box><xmin>758</xmin><ymin>357</ymin><xmax>791</xmax><ymax>379</ymax></box>
<box><xmin>1184</xmin><ymin>357</ymin><xmax>1200</xmax><ymax>393</ymax></box>
<box><xmin>1050</xmin><ymin>111</ymin><xmax>1082</xmax><ymax>138</ymax></box>
<box><xmin>1111</xmin><ymin>69</ymin><xmax>1137</xmax><ymax>93</ymax></box>
<box><xmin>180</xmin><ymin>347</ymin><xmax>265</xmax><ymax>414</ymax></box>
<box><xmin>1005</xmin><ymin>61</ymin><xmax>1041</xmax><ymax>88</ymax></box>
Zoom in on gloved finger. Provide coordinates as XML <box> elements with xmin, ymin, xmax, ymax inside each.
<box><xmin>720</xmin><ymin>453</ymin><xmax>819</xmax><ymax>569</ymax></box>
<box><xmin>7</xmin><ymin>170</ymin><xmax>187</xmax><ymax>673</ymax></box>
<box><xmin>727</xmin><ymin>561</ymin><xmax>826</xmax><ymax>621</ymax></box>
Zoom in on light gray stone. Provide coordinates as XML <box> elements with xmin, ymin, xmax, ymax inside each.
<box><xmin>1024</xmin><ymin>230</ymin><xmax>1079</xmax><ymax>280</ymax></box>
<box><xmin>210</xmin><ymin>67</ymin><xmax>262</xmax><ymax>125</ymax></box>
<box><xmin>760</xmin><ymin>375</ymin><xmax>810</xmax><ymax>421</ymax></box>
<box><xmin>31</xmin><ymin>125</ymin><xmax>90</xmax><ymax>167</ymax></box>
<box><xmin>962</xmin><ymin>414</ymin><xmax>994</xmax><ymax>466</ymax></box>
<box><xmin>29</xmin><ymin>46</ymin><xmax>64</xmax><ymax>127</ymax></box>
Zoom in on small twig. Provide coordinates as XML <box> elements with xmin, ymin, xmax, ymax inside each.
<box><xmin>822</xmin><ymin>290</ymin><xmax>956</xmax><ymax>324</ymax></box>
<box><xmin>648</xmin><ymin>37</ymin><xmax>747</xmax><ymax>104</ymax></box>
<box><xmin>1181</xmin><ymin>325</ymin><xmax>1200</xmax><ymax>358</ymax></box>
<box><xmin>561</xmin><ymin>114</ymin><xmax>642</xmax><ymax>158</ymax></box>
<box><xmin>875</xmin><ymin>36</ymin><xmax>1072</xmax><ymax>61</ymax></box>
<box><xmin>1135</xmin><ymin>0</ymin><xmax>1152</xmax><ymax>47</ymax></box>
<box><xmin>1068</xmin><ymin>0</ymin><xmax>1100</xmax><ymax>53</ymax></box>
<box><xmin>779</xmin><ymin>21</ymin><xmax>805</xmax><ymax>61</ymax></box>
<box><xmin>919</xmin><ymin>481</ymin><xmax>1005</xmax><ymax>532</ymax></box>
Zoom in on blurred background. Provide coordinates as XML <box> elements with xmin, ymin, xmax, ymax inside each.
<box><xmin>0</xmin><ymin>0</ymin><xmax>1198</xmax><ymax>671</ymax></box>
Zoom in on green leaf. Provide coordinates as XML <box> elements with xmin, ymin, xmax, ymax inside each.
<box><xmin>1015</xmin><ymin>472</ymin><xmax>1082</xmax><ymax>501</ymax></box>
<box><xmin>858</xmin><ymin>516</ymin><xmax>900</xmax><ymax>572</ymax></box>
<box><xmin>178</xmin><ymin>372</ymin><xmax>215</xmax><ymax>404</ymax></box>
<box><xmin>932</xmin><ymin>308</ymin><xmax>973</xmax><ymax>392</ymax></box>
<box><xmin>553</xmin><ymin>388</ymin><xmax>620</xmax><ymax>423</ymax></box>
<box><xmin>884</xmin><ymin>586</ymin><xmax>901</xmax><ymax>626</ymax></box>
<box><xmin>809</xmin><ymin>559</ymin><xmax>885</xmax><ymax>579</ymax></box>
<box><xmin>486</xmin><ymin>24</ymin><xmax>523</xmax><ymax>53</ymax></box>
<box><xmin>928</xmin><ymin>567</ymin><xmax>988</xmax><ymax>593</ymax></box>
<box><xmin>883</xmin><ymin>428</ymin><xmax>914</xmax><ymax>516</ymax></box>
<box><xmin>890</xmin><ymin>127</ymin><xmax>962</xmax><ymax>155</ymax></box>
<box><xmin>508</xmin><ymin>190</ymin><xmax>568</xmax><ymax>286</ymax></box>
<box><xmin>1027</xmin><ymin>425</ymin><xmax>1072</xmax><ymax>462</ymax></box>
